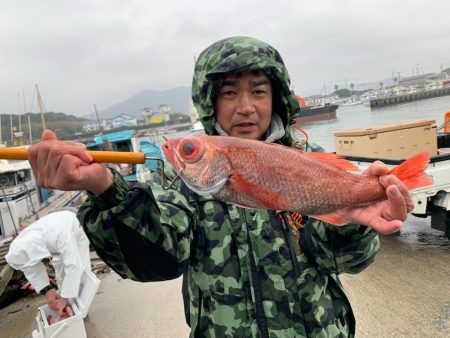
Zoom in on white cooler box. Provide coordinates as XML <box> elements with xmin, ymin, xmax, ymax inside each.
<box><xmin>32</xmin><ymin>270</ymin><xmax>101</xmax><ymax>338</ymax></box>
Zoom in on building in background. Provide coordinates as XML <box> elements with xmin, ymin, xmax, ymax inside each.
<box><xmin>142</xmin><ymin>104</ymin><xmax>171</xmax><ymax>125</ymax></box>
<box><xmin>111</xmin><ymin>114</ymin><xmax>137</xmax><ymax>129</ymax></box>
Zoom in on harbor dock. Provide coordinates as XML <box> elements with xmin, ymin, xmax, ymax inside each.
<box><xmin>370</xmin><ymin>86</ymin><xmax>450</xmax><ymax>108</ymax></box>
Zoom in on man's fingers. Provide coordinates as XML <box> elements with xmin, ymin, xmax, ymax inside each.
<box><xmin>41</xmin><ymin>129</ymin><xmax>58</xmax><ymax>141</ymax></box>
<box><xmin>363</xmin><ymin>161</ymin><xmax>389</xmax><ymax>176</ymax></box>
<box><xmin>385</xmin><ymin>185</ymin><xmax>408</xmax><ymax>221</ymax></box>
<box><xmin>369</xmin><ymin>217</ymin><xmax>403</xmax><ymax>234</ymax></box>
<box><xmin>381</xmin><ymin>175</ymin><xmax>414</xmax><ymax>213</ymax></box>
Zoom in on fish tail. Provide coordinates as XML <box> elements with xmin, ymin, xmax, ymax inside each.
<box><xmin>388</xmin><ymin>151</ymin><xmax>433</xmax><ymax>190</ymax></box>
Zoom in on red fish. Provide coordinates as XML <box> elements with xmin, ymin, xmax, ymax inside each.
<box><xmin>162</xmin><ymin>135</ymin><xmax>433</xmax><ymax>225</ymax></box>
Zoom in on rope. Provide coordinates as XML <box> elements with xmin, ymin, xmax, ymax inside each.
<box><xmin>290</xmin><ymin>122</ymin><xmax>309</xmax><ymax>149</ymax></box>
<box><xmin>437</xmin><ymin>118</ymin><xmax>450</xmax><ymax>132</ymax></box>
<box><xmin>278</xmin><ymin>213</ymin><xmax>304</xmax><ymax>245</ymax></box>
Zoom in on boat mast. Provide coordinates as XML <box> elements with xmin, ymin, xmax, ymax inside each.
<box><xmin>35</xmin><ymin>84</ymin><xmax>47</xmax><ymax>130</ymax></box>
<box><xmin>28</xmin><ymin>115</ymin><xmax>32</xmax><ymax>144</ymax></box>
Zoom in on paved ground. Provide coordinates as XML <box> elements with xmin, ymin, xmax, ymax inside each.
<box><xmin>341</xmin><ymin>216</ymin><xmax>450</xmax><ymax>337</ymax></box>
<box><xmin>1</xmin><ymin>215</ymin><xmax>449</xmax><ymax>337</ymax></box>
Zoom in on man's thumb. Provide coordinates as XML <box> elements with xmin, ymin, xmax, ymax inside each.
<box><xmin>41</xmin><ymin>129</ymin><xmax>57</xmax><ymax>141</ymax></box>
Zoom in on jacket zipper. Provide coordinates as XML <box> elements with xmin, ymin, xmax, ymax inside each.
<box><xmin>242</xmin><ymin>209</ymin><xmax>270</xmax><ymax>338</ymax></box>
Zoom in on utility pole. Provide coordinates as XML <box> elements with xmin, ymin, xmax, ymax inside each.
<box><xmin>94</xmin><ymin>104</ymin><xmax>103</xmax><ymax>133</ymax></box>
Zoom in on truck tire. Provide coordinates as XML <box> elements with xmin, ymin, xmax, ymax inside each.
<box><xmin>430</xmin><ymin>205</ymin><xmax>450</xmax><ymax>240</ymax></box>
<box><xmin>446</xmin><ymin>211</ymin><xmax>450</xmax><ymax>240</ymax></box>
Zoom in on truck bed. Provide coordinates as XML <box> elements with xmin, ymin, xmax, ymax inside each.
<box><xmin>340</xmin><ymin>133</ymin><xmax>450</xmax><ymax>237</ymax></box>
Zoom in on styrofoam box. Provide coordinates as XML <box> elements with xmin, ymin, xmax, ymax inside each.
<box><xmin>334</xmin><ymin>119</ymin><xmax>438</xmax><ymax>160</ymax></box>
<box><xmin>31</xmin><ymin>270</ymin><xmax>100</xmax><ymax>338</ymax></box>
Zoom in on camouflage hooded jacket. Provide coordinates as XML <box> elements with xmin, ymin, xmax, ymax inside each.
<box><xmin>78</xmin><ymin>37</ymin><xmax>380</xmax><ymax>338</ymax></box>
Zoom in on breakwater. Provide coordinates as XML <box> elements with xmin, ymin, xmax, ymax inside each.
<box><xmin>370</xmin><ymin>86</ymin><xmax>450</xmax><ymax>108</ymax></box>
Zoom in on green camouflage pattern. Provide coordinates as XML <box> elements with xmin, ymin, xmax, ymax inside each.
<box><xmin>192</xmin><ymin>36</ymin><xmax>301</xmax><ymax>145</ymax></box>
<box><xmin>80</xmin><ymin>166</ymin><xmax>379</xmax><ymax>337</ymax></box>
<box><xmin>79</xmin><ymin>36</ymin><xmax>380</xmax><ymax>337</ymax></box>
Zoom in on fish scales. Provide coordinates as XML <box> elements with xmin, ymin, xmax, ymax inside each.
<box><xmin>214</xmin><ymin>137</ymin><xmax>385</xmax><ymax>214</ymax></box>
<box><xmin>162</xmin><ymin>135</ymin><xmax>390</xmax><ymax>215</ymax></box>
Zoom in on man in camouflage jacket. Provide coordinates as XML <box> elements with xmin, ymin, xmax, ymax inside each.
<box><xmin>28</xmin><ymin>36</ymin><xmax>413</xmax><ymax>337</ymax></box>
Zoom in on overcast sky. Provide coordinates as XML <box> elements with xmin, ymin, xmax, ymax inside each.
<box><xmin>1</xmin><ymin>0</ymin><xmax>449</xmax><ymax>117</ymax></box>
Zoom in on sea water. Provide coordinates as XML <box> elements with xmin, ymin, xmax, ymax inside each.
<box><xmin>299</xmin><ymin>95</ymin><xmax>450</xmax><ymax>152</ymax></box>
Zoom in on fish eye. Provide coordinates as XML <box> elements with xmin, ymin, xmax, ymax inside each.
<box><xmin>182</xmin><ymin>141</ymin><xmax>195</xmax><ymax>156</ymax></box>
<box><xmin>177</xmin><ymin>138</ymin><xmax>204</xmax><ymax>163</ymax></box>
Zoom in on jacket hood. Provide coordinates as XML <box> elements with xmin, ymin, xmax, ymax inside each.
<box><xmin>191</xmin><ymin>36</ymin><xmax>300</xmax><ymax>145</ymax></box>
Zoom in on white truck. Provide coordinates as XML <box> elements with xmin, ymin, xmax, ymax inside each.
<box><xmin>334</xmin><ymin>119</ymin><xmax>450</xmax><ymax>239</ymax></box>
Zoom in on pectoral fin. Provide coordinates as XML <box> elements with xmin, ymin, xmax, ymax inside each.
<box><xmin>310</xmin><ymin>212</ymin><xmax>351</xmax><ymax>226</ymax></box>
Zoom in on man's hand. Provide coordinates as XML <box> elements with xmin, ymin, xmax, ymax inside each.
<box><xmin>336</xmin><ymin>161</ymin><xmax>414</xmax><ymax>234</ymax></box>
<box><xmin>28</xmin><ymin>130</ymin><xmax>113</xmax><ymax>195</ymax></box>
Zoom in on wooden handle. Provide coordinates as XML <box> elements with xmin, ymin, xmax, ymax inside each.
<box><xmin>0</xmin><ymin>148</ymin><xmax>28</xmax><ymax>160</ymax></box>
<box><xmin>0</xmin><ymin>148</ymin><xmax>147</xmax><ymax>164</ymax></box>
<box><xmin>87</xmin><ymin>151</ymin><xmax>146</xmax><ymax>164</ymax></box>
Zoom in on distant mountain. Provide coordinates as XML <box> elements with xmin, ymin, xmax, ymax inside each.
<box><xmin>90</xmin><ymin>86</ymin><xmax>192</xmax><ymax>120</ymax></box>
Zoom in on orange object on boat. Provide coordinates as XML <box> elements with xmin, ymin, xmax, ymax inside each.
<box><xmin>444</xmin><ymin>111</ymin><xmax>450</xmax><ymax>133</ymax></box>
<box><xmin>295</xmin><ymin>95</ymin><xmax>307</xmax><ymax>107</ymax></box>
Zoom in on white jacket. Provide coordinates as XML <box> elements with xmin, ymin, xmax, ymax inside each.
<box><xmin>5</xmin><ymin>210</ymin><xmax>90</xmax><ymax>298</ymax></box>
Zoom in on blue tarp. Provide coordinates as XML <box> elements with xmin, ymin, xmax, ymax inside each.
<box><xmin>139</xmin><ymin>140</ymin><xmax>165</xmax><ymax>171</ymax></box>
<box><xmin>87</xmin><ymin>130</ymin><xmax>135</xmax><ymax>148</ymax></box>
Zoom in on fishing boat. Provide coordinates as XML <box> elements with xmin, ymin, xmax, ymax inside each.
<box><xmin>293</xmin><ymin>95</ymin><xmax>338</xmax><ymax>125</ymax></box>
<box><xmin>0</xmin><ymin>148</ymin><xmax>84</xmax><ymax>297</ymax></box>
<box><xmin>86</xmin><ymin>129</ymin><xmax>165</xmax><ymax>183</ymax></box>
<box><xmin>0</xmin><ymin>151</ymin><xmax>83</xmax><ymax>239</ymax></box>
<box><xmin>294</xmin><ymin>103</ymin><xmax>338</xmax><ymax>124</ymax></box>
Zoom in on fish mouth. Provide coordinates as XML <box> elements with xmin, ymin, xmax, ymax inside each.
<box><xmin>162</xmin><ymin>142</ymin><xmax>174</xmax><ymax>164</ymax></box>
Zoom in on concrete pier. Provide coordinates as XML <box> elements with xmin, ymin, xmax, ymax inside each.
<box><xmin>370</xmin><ymin>86</ymin><xmax>450</xmax><ymax>108</ymax></box>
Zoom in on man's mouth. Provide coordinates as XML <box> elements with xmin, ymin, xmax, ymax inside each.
<box><xmin>233</xmin><ymin>122</ymin><xmax>256</xmax><ymax>132</ymax></box>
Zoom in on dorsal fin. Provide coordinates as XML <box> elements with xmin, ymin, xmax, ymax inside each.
<box><xmin>303</xmin><ymin>152</ymin><xmax>359</xmax><ymax>171</ymax></box>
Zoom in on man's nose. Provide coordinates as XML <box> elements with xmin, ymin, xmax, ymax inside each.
<box><xmin>236</xmin><ymin>93</ymin><xmax>256</xmax><ymax>115</ymax></box>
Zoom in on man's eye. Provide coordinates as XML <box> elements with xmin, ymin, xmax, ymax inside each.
<box><xmin>254</xmin><ymin>90</ymin><xmax>266</xmax><ymax>95</ymax></box>
<box><xmin>222</xmin><ymin>91</ymin><xmax>235</xmax><ymax>97</ymax></box>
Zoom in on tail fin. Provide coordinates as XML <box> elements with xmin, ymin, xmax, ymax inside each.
<box><xmin>388</xmin><ymin>151</ymin><xmax>433</xmax><ymax>190</ymax></box>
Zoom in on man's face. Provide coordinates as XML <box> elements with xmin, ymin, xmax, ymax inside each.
<box><xmin>215</xmin><ymin>70</ymin><xmax>272</xmax><ymax>140</ymax></box>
